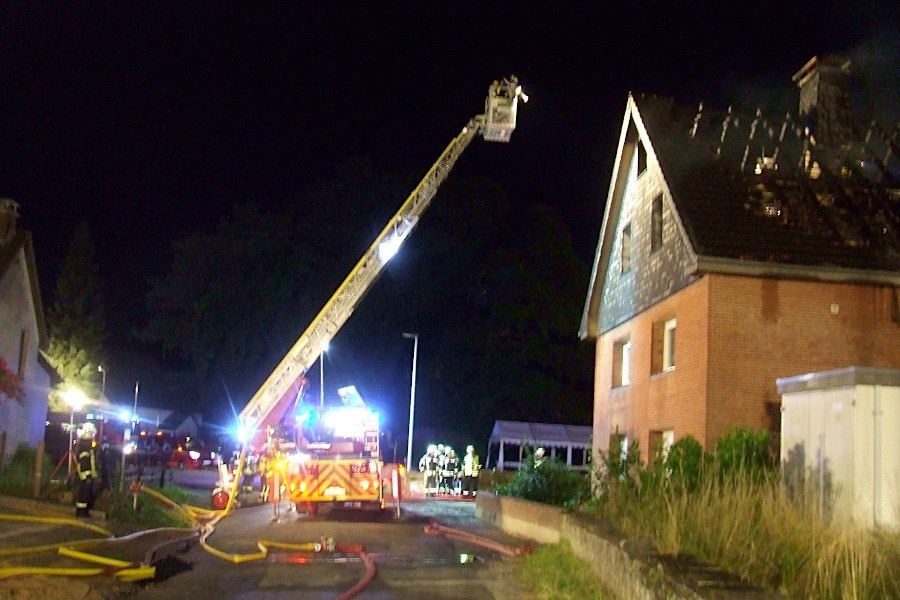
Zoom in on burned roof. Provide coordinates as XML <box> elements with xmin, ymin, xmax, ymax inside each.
<box><xmin>633</xmin><ymin>93</ymin><xmax>900</xmax><ymax>273</ymax></box>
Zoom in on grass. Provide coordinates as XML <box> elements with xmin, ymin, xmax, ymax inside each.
<box><xmin>0</xmin><ymin>444</ymin><xmax>54</xmax><ymax>498</ymax></box>
<box><xmin>106</xmin><ymin>483</ymin><xmax>196</xmax><ymax>529</ymax></box>
<box><xmin>589</xmin><ymin>469</ymin><xmax>900</xmax><ymax>600</ymax></box>
<box><xmin>520</xmin><ymin>541</ymin><xmax>611</xmax><ymax>600</ymax></box>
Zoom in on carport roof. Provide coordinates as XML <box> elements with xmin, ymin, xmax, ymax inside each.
<box><xmin>489</xmin><ymin>420</ymin><xmax>592</xmax><ymax>448</ymax></box>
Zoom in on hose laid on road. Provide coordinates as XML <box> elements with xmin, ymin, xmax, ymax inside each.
<box><xmin>0</xmin><ymin>513</ymin><xmax>112</xmax><ymax>537</ymax></box>
<box><xmin>424</xmin><ymin>520</ymin><xmax>530</xmax><ymax>557</ymax></box>
<box><xmin>336</xmin><ymin>549</ymin><xmax>376</xmax><ymax>600</ymax></box>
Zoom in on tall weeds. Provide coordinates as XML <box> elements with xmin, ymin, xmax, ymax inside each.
<box><xmin>586</xmin><ymin>429</ymin><xmax>900</xmax><ymax>600</ymax></box>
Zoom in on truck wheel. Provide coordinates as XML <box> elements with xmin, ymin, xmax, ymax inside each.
<box><xmin>212</xmin><ymin>490</ymin><xmax>230</xmax><ymax>510</ymax></box>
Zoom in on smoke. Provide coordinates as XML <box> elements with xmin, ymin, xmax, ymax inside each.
<box><xmin>846</xmin><ymin>31</ymin><xmax>899</xmax><ymax>127</ymax></box>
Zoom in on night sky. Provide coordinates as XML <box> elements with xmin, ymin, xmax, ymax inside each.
<box><xmin>1</xmin><ymin>4</ymin><xmax>895</xmax><ymax>448</ymax></box>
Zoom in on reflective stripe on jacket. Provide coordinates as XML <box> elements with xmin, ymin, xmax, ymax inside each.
<box><xmin>77</xmin><ymin>445</ymin><xmax>97</xmax><ymax>481</ymax></box>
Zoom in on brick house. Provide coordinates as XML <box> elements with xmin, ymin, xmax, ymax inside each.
<box><xmin>579</xmin><ymin>57</ymin><xmax>900</xmax><ymax>459</ymax></box>
<box><xmin>0</xmin><ymin>199</ymin><xmax>52</xmax><ymax>458</ymax></box>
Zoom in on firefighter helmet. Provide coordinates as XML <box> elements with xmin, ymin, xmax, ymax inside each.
<box><xmin>79</xmin><ymin>423</ymin><xmax>97</xmax><ymax>439</ymax></box>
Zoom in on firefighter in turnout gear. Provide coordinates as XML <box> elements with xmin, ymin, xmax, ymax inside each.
<box><xmin>419</xmin><ymin>445</ymin><xmax>439</xmax><ymax>496</ymax></box>
<box><xmin>75</xmin><ymin>423</ymin><xmax>98</xmax><ymax>517</ymax></box>
<box><xmin>462</xmin><ymin>445</ymin><xmax>480</xmax><ymax>497</ymax></box>
<box><xmin>444</xmin><ymin>447</ymin><xmax>461</xmax><ymax>495</ymax></box>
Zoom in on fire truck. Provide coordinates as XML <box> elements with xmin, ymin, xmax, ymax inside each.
<box><xmin>213</xmin><ymin>77</ymin><xmax>526</xmax><ymax>513</ymax></box>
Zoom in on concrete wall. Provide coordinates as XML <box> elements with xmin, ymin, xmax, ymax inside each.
<box><xmin>475</xmin><ymin>491</ymin><xmax>560</xmax><ymax>544</ymax></box>
<box><xmin>477</xmin><ymin>492</ymin><xmax>779</xmax><ymax>599</ymax></box>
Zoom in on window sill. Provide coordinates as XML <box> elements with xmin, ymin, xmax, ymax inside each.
<box><xmin>650</xmin><ymin>367</ymin><xmax>675</xmax><ymax>377</ymax></box>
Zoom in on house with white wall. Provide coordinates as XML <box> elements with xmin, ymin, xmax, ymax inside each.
<box><xmin>0</xmin><ymin>199</ymin><xmax>52</xmax><ymax>459</ymax></box>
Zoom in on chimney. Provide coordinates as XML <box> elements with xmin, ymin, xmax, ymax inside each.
<box><xmin>792</xmin><ymin>55</ymin><xmax>855</xmax><ymax>147</ymax></box>
<box><xmin>0</xmin><ymin>198</ymin><xmax>20</xmax><ymax>246</ymax></box>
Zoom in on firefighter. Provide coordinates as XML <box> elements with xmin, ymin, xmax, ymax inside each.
<box><xmin>444</xmin><ymin>447</ymin><xmax>461</xmax><ymax>495</ymax></box>
<box><xmin>419</xmin><ymin>445</ymin><xmax>439</xmax><ymax>496</ymax></box>
<box><xmin>462</xmin><ymin>444</ymin><xmax>480</xmax><ymax>497</ymax></box>
<box><xmin>75</xmin><ymin>423</ymin><xmax>98</xmax><ymax>517</ymax></box>
<box><xmin>257</xmin><ymin>453</ymin><xmax>270</xmax><ymax>501</ymax></box>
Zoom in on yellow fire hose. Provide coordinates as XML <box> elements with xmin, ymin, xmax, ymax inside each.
<box><xmin>0</xmin><ymin>445</ymin><xmax>322</xmax><ymax>583</ymax></box>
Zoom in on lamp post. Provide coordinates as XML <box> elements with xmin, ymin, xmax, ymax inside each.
<box><xmin>402</xmin><ymin>333</ymin><xmax>418</xmax><ymax>471</ymax></box>
<box><xmin>319</xmin><ymin>340</ymin><xmax>329</xmax><ymax>408</ymax></box>
<box><xmin>97</xmin><ymin>365</ymin><xmax>106</xmax><ymax>399</ymax></box>
<box><xmin>63</xmin><ymin>388</ymin><xmax>87</xmax><ymax>475</ymax></box>
<box><xmin>97</xmin><ymin>365</ymin><xmax>106</xmax><ymax>441</ymax></box>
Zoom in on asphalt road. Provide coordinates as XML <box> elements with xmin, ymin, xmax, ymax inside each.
<box><xmin>127</xmin><ymin>500</ymin><xmax>535</xmax><ymax>600</ymax></box>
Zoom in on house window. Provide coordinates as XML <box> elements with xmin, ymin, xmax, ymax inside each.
<box><xmin>636</xmin><ymin>140</ymin><xmax>647</xmax><ymax>175</ymax></box>
<box><xmin>652</xmin><ymin>317</ymin><xmax>677</xmax><ymax>372</ymax></box>
<box><xmin>612</xmin><ymin>338</ymin><xmax>631</xmax><ymax>387</ymax></box>
<box><xmin>650</xmin><ymin>429</ymin><xmax>675</xmax><ymax>459</ymax></box>
<box><xmin>621</xmin><ymin>223</ymin><xmax>632</xmax><ymax>273</ymax></box>
<box><xmin>663</xmin><ymin>319</ymin><xmax>676</xmax><ymax>370</ymax></box>
<box><xmin>651</xmin><ymin>194</ymin><xmax>664</xmax><ymax>252</ymax></box>
<box><xmin>17</xmin><ymin>330</ymin><xmax>29</xmax><ymax>377</ymax></box>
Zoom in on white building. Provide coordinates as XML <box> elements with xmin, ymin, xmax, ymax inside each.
<box><xmin>0</xmin><ymin>200</ymin><xmax>52</xmax><ymax>459</ymax></box>
<box><xmin>778</xmin><ymin>366</ymin><xmax>900</xmax><ymax>530</ymax></box>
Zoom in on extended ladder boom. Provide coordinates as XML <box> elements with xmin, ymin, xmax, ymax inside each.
<box><xmin>238</xmin><ymin>77</ymin><xmax>526</xmax><ymax>437</ymax></box>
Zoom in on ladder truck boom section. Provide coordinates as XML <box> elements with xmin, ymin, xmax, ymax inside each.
<box><xmin>237</xmin><ymin>77</ymin><xmax>526</xmax><ymax>441</ymax></box>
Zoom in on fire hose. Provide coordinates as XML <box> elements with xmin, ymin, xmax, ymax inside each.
<box><xmin>0</xmin><ymin>445</ymin><xmax>378</xmax><ymax>597</ymax></box>
<box><xmin>424</xmin><ymin>520</ymin><xmax>531</xmax><ymax>557</ymax></box>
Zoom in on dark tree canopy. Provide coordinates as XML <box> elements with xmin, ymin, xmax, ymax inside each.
<box><xmin>142</xmin><ymin>161</ymin><xmax>594</xmax><ymax>441</ymax></box>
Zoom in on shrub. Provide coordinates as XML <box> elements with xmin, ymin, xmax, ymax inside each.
<box><xmin>496</xmin><ymin>449</ymin><xmax>590</xmax><ymax>508</ymax></box>
<box><xmin>714</xmin><ymin>427</ymin><xmax>773</xmax><ymax>481</ymax></box>
<box><xmin>664</xmin><ymin>435</ymin><xmax>707</xmax><ymax>490</ymax></box>
<box><xmin>0</xmin><ymin>443</ymin><xmax>53</xmax><ymax>497</ymax></box>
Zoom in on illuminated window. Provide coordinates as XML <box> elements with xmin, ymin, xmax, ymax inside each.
<box><xmin>612</xmin><ymin>338</ymin><xmax>631</xmax><ymax>387</ymax></box>
<box><xmin>652</xmin><ymin>317</ymin><xmax>676</xmax><ymax>372</ymax></box>
<box><xmin>651</xmin><ymin>194</ymin><xmax>664</xmax><ymax>252</ymax></box>
<box><xmin>621</xmin><ymin>223</ymin><xmax>632</xmax><ymax>273</ymax></box>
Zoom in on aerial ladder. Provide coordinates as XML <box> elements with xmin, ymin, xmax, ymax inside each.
<box><xmin>234</xmin><ymin>76</ymin><xmax>527</xmax><ymax>458</ymax></box>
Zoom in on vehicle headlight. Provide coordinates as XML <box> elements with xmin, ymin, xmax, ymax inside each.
<box><xmin>189</xmin><ymin>451</ymin><xmax>201</xmax><ymax>460</ymax></box>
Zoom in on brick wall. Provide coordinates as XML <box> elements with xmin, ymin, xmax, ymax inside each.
<box><xmin>706</xmin><ymin>275</ymin><xmax>900</xmax><ymax>445</ymax></box>
<box><xmin>594</xmin><ymin>273</ymin><xmax>900</xmax><ymax>458</ymax></box>
<box><xmin>594</xmin><ymin>277</ymin><xmax>710</xmax><ymax>459</ymax></box>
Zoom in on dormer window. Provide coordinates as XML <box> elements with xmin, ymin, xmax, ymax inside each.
<box><xmin>636</xmin><ymin>140</ymin><xmax>647</xmax><ymax>175</ymax></box>
<box><xmin>621</xmin><ymin>223</ymin><xmax>632</xmax><ymax>273</ymax></box>
<box><xmin>651</xmin><ymin>194</ymin><xmax>664</xmax><ymax>252</ymax></box>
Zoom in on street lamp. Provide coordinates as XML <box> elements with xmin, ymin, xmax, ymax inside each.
<box><xmin>97</xmin><ymin>365</ymin><xmax>106</xmax><ymax>400</ymax></box>
<box><xmin>97</xmin><ymin>365</ymin><xmax>106</xmax><ymax>441</ymax></box>
<box><xmin>63</xmin><ymin>388</ymin><xmax>88</xmax><ymax>475</ymax></box>
<box><xmin>402</xmin><ymin>333</ymin><xmax>419</xmax><ymax>471</ymax></box>
<box><xmin>319</xmin><ymin>340</ymin><xmax>330</xmax><ymax>408</ymax></box>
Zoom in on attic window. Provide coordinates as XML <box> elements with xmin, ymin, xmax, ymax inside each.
<box><xmin>621</xmin><ymin>223</ymin><xmax>632</xmax><ymax>273</ymax></box>
<box><xmin>636</xmin><ymin>140</ymin><xmax>647</xmax><ymax>175</ymax></box>
<box><xmin>651</xmin><ymin>194</ymin><xmax>664</xmax><ymax>252</ymax></box>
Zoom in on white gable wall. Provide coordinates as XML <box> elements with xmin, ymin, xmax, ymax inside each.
<box><xmin>0</xmin><ymin>246</ymin><xmax>50</xmax><ymax>455</ymax></box>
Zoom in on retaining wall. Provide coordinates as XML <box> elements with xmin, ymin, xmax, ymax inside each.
<box><xmin>476</xmin><ymin>492</ymin><xmax>780</xmax><ymax>600</ymax></box>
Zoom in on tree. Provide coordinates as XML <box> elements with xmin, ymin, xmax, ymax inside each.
<box><xmin>43</xmin><ymin>222</ymin><xmax>106</xmax><ymax>410</ymax></box>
